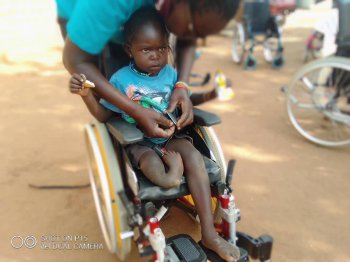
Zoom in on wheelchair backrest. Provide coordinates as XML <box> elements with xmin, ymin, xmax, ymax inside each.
<box><xmin>244</xmin><ymin>0</ymin><xmax>271</xmax><ymax>32</ymax></box>
<box><xmin>337</xmin><ymin>0</ymin><xmax>350</xmax><ymax>47</ymax></box>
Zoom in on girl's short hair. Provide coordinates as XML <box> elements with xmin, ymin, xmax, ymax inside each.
<box><xmin>123</xmin><ymin>6</ymin><xmax>169</xmax><ymax>44</ymax></box>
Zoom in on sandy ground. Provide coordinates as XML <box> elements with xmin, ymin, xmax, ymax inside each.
<box><xmin>1</xmin><ymin>1</ymin><xmax>349</xmax><ymax>262</ymax></box>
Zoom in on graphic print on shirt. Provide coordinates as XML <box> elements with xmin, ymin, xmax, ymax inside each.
<box><xmin>125</xmin><ymin>84</ymin><xmax>171</xmax><ymax>113</ymax></box>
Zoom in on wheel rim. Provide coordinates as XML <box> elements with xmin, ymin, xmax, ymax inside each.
<box><xmin>197</xmin><ymin>126</ymin><xmax>227</xmax><ymax>223</ymax></box>
<box><xmin>287</xmin><ymin>57</ymin><xmax>350</xmax><ymax>147</ymax></box>
<box><xmin>85</xmin><ymin>122</ymin><xmax>131</xmax><ymax>260</ymax></box>
<box><xmin>85</xmin><ymin>125</ymin><xmax>116</xmax><ymax>253</ymax></box>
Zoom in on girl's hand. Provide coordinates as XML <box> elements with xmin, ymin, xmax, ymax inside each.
<box><xmin>69</xmin><ymin>73</ymin><xmax>91</xmax><ymax>97</ymax></box>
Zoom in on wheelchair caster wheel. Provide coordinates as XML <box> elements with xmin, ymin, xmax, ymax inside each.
<box><xmin>272</xmin><ymin>56</ymin><xmax>284</xmax><ymax>69</ymax></box>
<box><xmin>244</xmin><ymin>55</ymin><xmax>257</xmax><ymax>70</ymax></box>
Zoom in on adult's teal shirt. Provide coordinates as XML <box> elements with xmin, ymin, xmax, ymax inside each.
<box><xmin>61</xmin><ymin>0</ymin><xmax>154</xmax><ymax>55</ymax></box>
<box><xmin>55</xmin><ymin>0</ymin><xmax>77</xmax><ymax>19</ymax></box>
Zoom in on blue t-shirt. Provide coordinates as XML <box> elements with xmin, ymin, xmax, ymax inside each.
<box><xmin>100</xmin><ymin>63</ymin><xmax>177</xmax><ymax>144</ymax></box>
<box><xmin>55</xmin><ymin>0</ymin><xmax>77</xmax><ymax>19</ymax></box>
<box><xmin>57</xmin><ymin>0</ymin><xmax>154</xmax><ymax>54</ymax></box>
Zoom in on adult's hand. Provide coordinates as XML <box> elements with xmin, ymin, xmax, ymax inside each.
<box><xmin>167</xmin><ymin>87</ymin><xmax>193</xmax><ymax>129</ymax></box>
<box><xmin>135</xmin><ymin>107</ymin><xmax>174</xmax><ymax>138</ymax></box>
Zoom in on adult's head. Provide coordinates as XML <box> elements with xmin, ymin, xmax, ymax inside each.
<box><xmin>123</xmin><ymin>7</ymin><xmax>170</xmax><ymax>76</ymax></box>
<box><xmin>157</xmin><ymin>0</ymin><xmax>240</xmax><ymax>38</ymax></box>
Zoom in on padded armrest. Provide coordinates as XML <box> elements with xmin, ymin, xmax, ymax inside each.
<box><xmin>193</xmin><ymin>107</ymin><xmax>221</xmax><ymax>126</ymax></box>
<box><xmin>106</xmin><ymin>108</ymin><xmax>220</xmax><ymax>144</ymax></box>
<box><xmin>106</xmin><ymin>117</ymin><xmax>144</xmax><ymax>145</ymax></box>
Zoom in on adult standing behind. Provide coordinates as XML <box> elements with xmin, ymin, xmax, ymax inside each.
<box><xmin>58</xmin><ymin>0</ymin><xmax>240</xmax><ymax>138</ymax></box>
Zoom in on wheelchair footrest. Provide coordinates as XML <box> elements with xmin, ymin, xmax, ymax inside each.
<box><xmin>166</xmin><ymin>234</ymin><xmax>207</xmax><ymax>262</ymax></box>
<box><xmin>198</xmin><ymin>241</ymin><xmax>249</xmax><ymax>262</ymax></box>
<box><xmin>236</xmin><ymin>231</ymin><xmax>273</xmax><ymax>261</ymax></box>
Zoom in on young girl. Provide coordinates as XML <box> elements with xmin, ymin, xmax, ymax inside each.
<box><xmin>70</xmin><ymin>6</ymin><xmax>239</xmax><ymax>261</ymax></box>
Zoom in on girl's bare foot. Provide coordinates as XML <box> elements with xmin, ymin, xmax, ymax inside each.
<box><xmin>162</xmin><ymin>150</ymin><xmax>184</xmax><ymax>187</ymax></box>
<box><xmin>201</xmin><ymin>232</ymin><xmax>240</xmax><ymax>262</ymax></box>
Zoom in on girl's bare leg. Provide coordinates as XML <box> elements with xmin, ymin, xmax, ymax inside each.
<box><xmin>139</xmin><ymin>150</ymin><xmax>183</xmax><ymax>188</ymax></box>
<box><xmin>166</xmin><ymin>139</ymin><xmax>240</xmax><ymax>261</ymax></box>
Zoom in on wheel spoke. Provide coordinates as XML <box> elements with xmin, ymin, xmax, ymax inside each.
<box><xmin>286</xmin><ymin>57</ymin><xmax>350</xmax><ymax>146</ymax></box>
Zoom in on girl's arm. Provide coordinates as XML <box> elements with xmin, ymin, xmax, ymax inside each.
<box><xmin>64</xmin><ymin>38</ymin><xmax>172</xmax><ymax>137</ymax></box>
<box><xmin>70</xmin><ymin>73</ymin><xmax>113</xmax><ymax>122</ymax></box>
<box><xmin>81</xmin><ymin>93</ymin><xmax>113</xmax><ymax>122</ymax></box>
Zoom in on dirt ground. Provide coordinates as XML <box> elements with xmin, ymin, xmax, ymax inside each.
<box><xmin>1</xmin><ymin>1</ymin><xmax>349</xmax><ymax>262</ymax></box>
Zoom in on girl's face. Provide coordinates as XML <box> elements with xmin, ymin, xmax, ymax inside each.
<box><xmin>127</xmin><ymin>24</ymin><xmax>169</xmax><ymax>76</ymax></box>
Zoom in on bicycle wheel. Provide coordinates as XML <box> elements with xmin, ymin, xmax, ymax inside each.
<box><xmin>286</xmin><ymin>56</ymin><xmax>350</xmax><ymax>147</ymax></box>
<box><xmin>231</xmin><ymin>22</ymin><xmax>245</xmax><ymax>64</ymax></box>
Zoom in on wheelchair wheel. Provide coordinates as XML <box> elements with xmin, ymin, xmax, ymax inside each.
<box><xmin>197</xmin><ymin>126</ymin><xmax>228</xmax><ymax>223</ymax></box>
<box><xmin>231</xmin><ymin>22</ymin><xmax>245</xmax><ymax>64</ymax></box>
<box><xmin>85</xmin><ymin>121</ymin><xmax>131</xmax><ymax>260</ymax></box>
<box><xmin>286</xmin><ymin>56</ymin><xmax>350</xmax><ymax>147</ymax></box>
<box><xmin>197</xmin><ymin>126</ymin><xmax>227</xmax><ymax>179</ymax></box>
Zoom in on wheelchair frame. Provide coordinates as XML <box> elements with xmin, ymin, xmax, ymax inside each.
<box><xmin>84</xmin><ymin>107</ymin><xmax>273</xmax><ymax>261</ymax></box>
<box><xmin>231</xmin><ymin>0</ymin><xmax>286</xmax><ymax>70</ymax></box>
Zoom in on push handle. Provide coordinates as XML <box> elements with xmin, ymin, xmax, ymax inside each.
<box><xmin>225</xmin><ymin>159</ymin><xmax>236</xmax><ymax>192</ymax></box>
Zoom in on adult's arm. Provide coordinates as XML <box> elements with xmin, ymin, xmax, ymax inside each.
<box><xmin>63</xmin><ymin>37</ymin><xmax>173</xmax><ymax>138</ymax></box>
<box><xmin>167</xmin><ymin>37</ymin><xmax>196</xmax><ymax>129</ymax></box>
<box><xmin>175</xmin><ymin>37</ymin><xmax>197</xmax><ymax>82</ymax></box>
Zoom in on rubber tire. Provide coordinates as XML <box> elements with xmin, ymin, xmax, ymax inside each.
<box><xmin>286</xmin><ymin>56</ymin><xmax>350</xmax><ymax>147</ymax></box>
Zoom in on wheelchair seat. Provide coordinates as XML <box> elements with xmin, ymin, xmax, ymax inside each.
<box><xmin>135</xmin><ymin>155</ymin><xmax>221</xmax><ymax>201</ymax></box>
<box><xmin>106</xmin><ymin>108</ymin><xmax>223</xmax><ymax>201</ymax></box>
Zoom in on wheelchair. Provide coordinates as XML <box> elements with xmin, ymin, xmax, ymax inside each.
<box><xmin>283</xmin><ymin>0</ymin><xmax>350</xmax><ymax>147</ymax></box>
<box><xmin>84</xmin><ymin>107</ymin><xmax>273</xmax><ymax>261</ymax></box>
<box><xmin>231</xmin><ymin>0</ymin><xmax>288</xmax><ymax>70</ymax></box>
